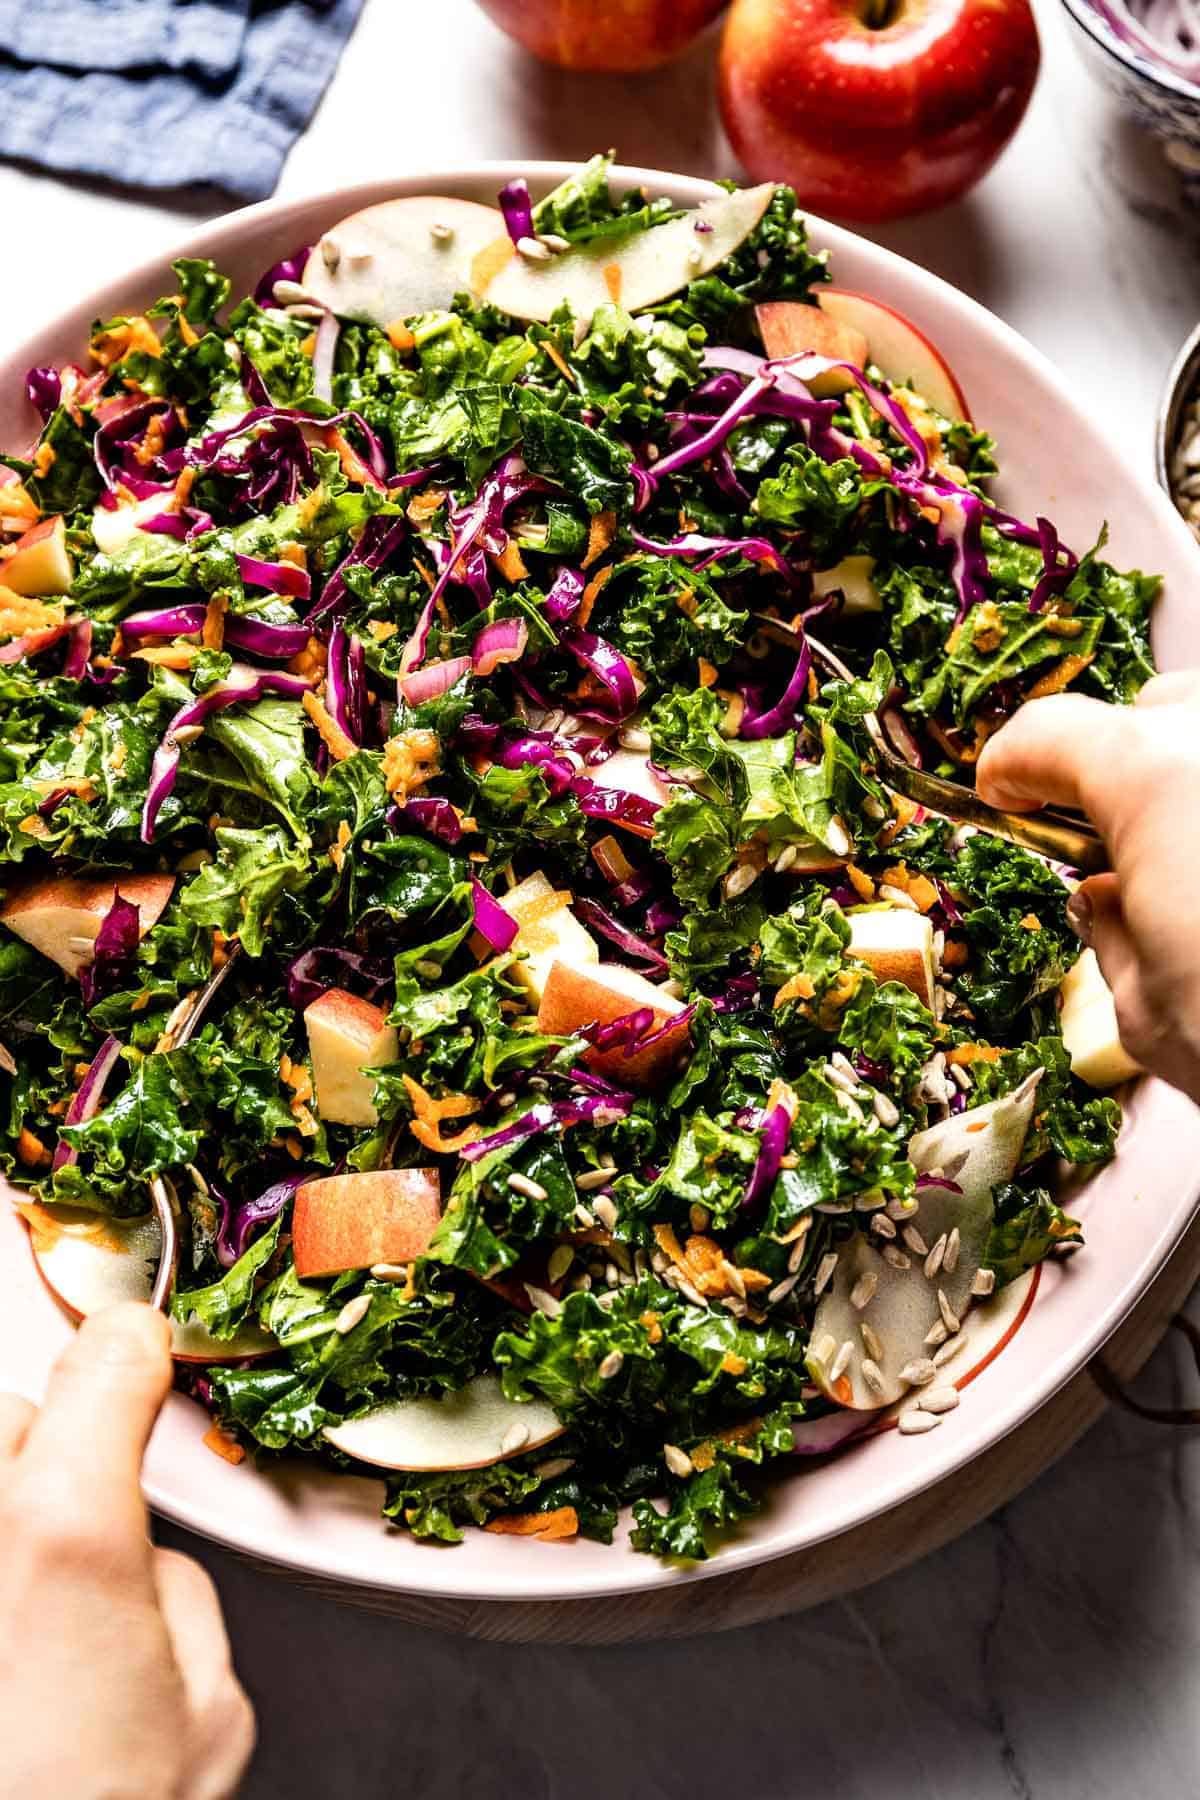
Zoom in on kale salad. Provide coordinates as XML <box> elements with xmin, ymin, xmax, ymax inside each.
<box><xmin>0</xmin><ymin>158</ymin><xmax>1155</xmax><ymax>1558</ymax></box>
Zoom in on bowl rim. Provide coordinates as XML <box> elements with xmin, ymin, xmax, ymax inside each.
<box><xmin>1059</xmin><ymin>0</ymin><xmax>1200</xmax><ymax>104</ymax></box>
<box><xmin>4</xmin><ymin>159</ymin><xmax>1200</xmax><ymax>1606</ymax></box>
<box><xmin>1156</xmin><ymin>317</ymin><xmax>1200</xmax><ymax>491</ymax></box>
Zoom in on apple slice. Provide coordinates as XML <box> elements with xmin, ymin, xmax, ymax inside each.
<box><xmin>24</xmin><ymin>1205</ymin><xmax>273</xmax><ymax>1363</ymax></box>
<box><xmin>2</xmin><ymin>515</ymin><xmax>73</xmax><ymax>597</ymax></box>
<box><xmin>499</xmin><ymin>870</ymin><xmax>598</xmax><ymax>1004</ymax></box>
<box><xmin>755</xmin><ymin>301</ymin><xmax>869</xmax><ymax>395</ymax></box>
<box><xmin>323</xmin><ymin>1372</ymin><xmax>564</xmax><ymax>1471</ymax></box>
<box><xmin>301</xmin><ymin>196</ymin><xmax>505</xmax><ymax>328</ymax></box>
<box><xmin>537</xmin><ymin>959</ymin><xmax>688</xmax><ymax>1089</ymax></box>
<box><xmin>1059</xmin><ymin>948</ymin><xmax>1142</xmax><ymax>1088</ymax></box>
<box><xmin>0</xmin><ymin>872</ymin><xmax>175</xmax><ymax>979</ymax></box>
<box><xmin>847</xmin><ymin>909</ymin><xmax>936</xmax><ymax>1009</ymax></box>
<box><xmin>811</xmin><ymin>554</ymin><xmax>880</xmax><ymax>615</ymax></box>
<box><xmin>481</xmin><ymin>184</ymin><xmax>777</xmax><ymax>323</ymax></box>
<box><xmin>292</xmin><ymin>1168</ymin><xmax>441</xmax><ymax>1280</ymax></box>
<box><xmin>808</xmin><ymin>1071</ymin><xmax>1042</xmax><ymax>1408</ymax></box>
<box><xmin>91</xmin><ymin>494</ymin><xmax>172</xmax><ymax>557</ymax></box>
<box><xmin>304</xmin><ymin>987</ymin><xmax>399</xmax><ymax>1128</ymax></box>
<box><xmin>819</xmin><ymin>290</ymin><xmax>970</xmax><ymax>423</ymax></box>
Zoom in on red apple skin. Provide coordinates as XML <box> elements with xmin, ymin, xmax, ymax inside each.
<box><xmin>718</xmin><ymin>0</ymin><xmax>1040</xmax><ymax>223</ymax></box>
<box><xmin>292</xmin><ymin>1169</ymin><xmax>441</xmax><ymax>1280</ymax></box>
<box><xmin>474</xmin><ymin>0</ymin><xmax>726</xmax><ymax>71</ymax></box>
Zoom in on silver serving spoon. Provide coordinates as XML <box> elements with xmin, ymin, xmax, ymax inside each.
<box><xmin>147</xmin><ymin>948</ymin><xmax>241</xmax><ymax>1312</ymax></box>
<box><xmin>751</xmin><ymin>616</ymin><xmax>1108</xmax><ymax>875</ymax></box>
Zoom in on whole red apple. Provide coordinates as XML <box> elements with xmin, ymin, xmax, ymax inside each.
<box><xmin>718</xmin><ymin>0</ymin><xmax>1040</xmax><ymax>222</ymax></box>
<box><xmin>475</xmin><ymin>0</ymin><xmax>727</xmax><ymax>72</ymax></box>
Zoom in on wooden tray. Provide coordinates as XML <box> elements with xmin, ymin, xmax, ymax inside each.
<box><xmin>210</xmin><ymin>1211</ymin><xmax>1200</xmax><ymax>1645</ymax></box>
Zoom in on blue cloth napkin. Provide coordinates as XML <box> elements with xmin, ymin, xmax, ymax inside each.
<box><xmin>0</xmin><ymin>0</ymin><xmax>364</xmax><ymax>200</ymax></box>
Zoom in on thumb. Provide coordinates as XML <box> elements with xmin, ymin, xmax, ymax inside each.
<box><xmin>976</xmin><ymin>692</ymin><xmax>1126</xmax><ymax>825</ymax></box>
<box><xmin>21</xmin><ymin>1302</ymin><xmax>172</xmax><ymax>1548</ymax></box>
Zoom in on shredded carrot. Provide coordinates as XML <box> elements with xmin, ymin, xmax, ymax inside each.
<box><xmin>16</xmin><ymin>1127</ymin><xmax>51</xmax><ymax>1169</ymax></box>
<box><xmin>89</xmin><ymin>316</ymin><xmax>162</xmax><ymax>367</ymax></box>
<box><xmin>1019</xmin><ymin>913</ymin><xmax>1042</xmax><ymax>932</ymax></box>
<box><xmin>322</xmin><ymin>426</ymin><xmax>386</xmax><ymax>493</ymax></box>
<box><xmin>0</xmin><ymin>592</ymin><xmax>65</xmax><ymax>639</ymax></box>
<box><xmin>485</xmin><ymin>1506</ymin><xmax>579</xmax><ymax>1541</ymax></box>
<box><xmin>846</xmin><ymin>862</ymin><xmax>875</xmax><ymax>902</ymax></box>
<box><xmin>940</xmin><ymin>939</ymin><xmax>969</xmax><ymax>969</ymax></box>
<box><xmin>131</xmin><ymin>646</ymin><xmax>195</xmax><ymax>670</ymax></box>
<box><xmin>774</xmin><ymin>971</ymin><xmax>815</xmax><ymax>1009</ymax></box>
<box><xmin>329</xmin><ymin>818</ymin><xmax>352</xmax><ymax>873</ymax></box>
<box><xmin>136</xmin><ymin>412</ymin><xmax>169</xmax><ymax>467</ymax></box>
<box><xmin>540</xmin><ymin>339</ymin><xmax>577</xmax><ymax>386</ymax></box>
<box><xmin>31</xmin><ymin>443</ymin><xmax>56</xmax><ymax>480</ymax></box>
<box><xmin>276</xmin><ymin>539</ymin><xmax>307</xmax><ymax>569</ymax></box>
<box><xmin>0</xmin><ymin>481</ymin><xmax>40</xmax><ymax>528</ymax></box>
<box><xmin>1027</xmin><ymin>653</ymin><xmax>1094</xmax><ymax>699</ymax></box>
<box><xmin>879</xmin><ymin>792</ymin><xmax>919</xmax><ymax>848</ymax></box>
<box><xmin>653</xmin><ymin>1222</ymin><xmax>686</xmax><ymax>1267</ymax></box>
<box><xmin>406</xmin><ymin>487</ymin><xmax>446</xmax><ymax>526</ymax></box>
<box><xmin>386</xmin><ymin>321</ymin><xmax>416</xmax><ymax>354</ymax></box>
<box><xmin>675</xmin><ymin>587</ymin><xmax>698</xmax><ymax>619</ymax></box>
<box><xmin>577</xmin><ymin>561</ymin><xmax>613</xmax><ymax>629</ymax></box>
<box><xmin>697</xmin><ymin>657</ymin><xmax>718</xmax><ymax>689</ymax></box>
<box><xmin>177</xmin><ymin>313</ymin><xmax>201</xmax><ymax>349</ymax></box>
<box><xmin>201</xmin><ymin>592</ymin><xmax>227</xmax><ymax>652</ymax></box>
<box><xmin>640</xmin><ymin>1310</ymin><xmax>663</xmax><ymax>1344</ymax></box>
<box><xmin>402</xmin><ymin>1074</ymin><xmax>481</xmax><ymax>1154</ymax></box>
<box><xmin>690</xmin><ymin>1442</ymin><xmax>716</xmax><ymax>1471</ymax></box>
<box><xmin>287</xmin><ymin>636</ymin><xmax>327</xmax><ymax>682</ymax></box>
<box><xmin>491</xmin><ymin>537</ymin><xmax>529</xmax><ymax>583</ymax></box>
<box><xmin>203</xmin><ymin>1424</ymin><xmax>246</xmax><ymax>1466</ymax></box>
<box><xmin>946</xmin><ymin>1042</ymin><xmax>1000</xmax><ymax>1065</ymax></box>
<box><xmin>720</xmin><ymin>1353</ymin><xmax>748</xmax><ymax>1376</ymax></box>
<box><xmin>582</xmin><ymin>509</ymin><xmax>616</xmax><ymax>570</ymax></box>
<box><xmin>382</xmin><ymin>729</ymin><xmax>440</xmax><ymax>801</ymax></box>
<box><xmin>603</xmin><ymin>263</ymin><xmax>622</xmax><ymax>303</ymax></box>
<box><xmin>302</xmin><ymin>690</ymin><xmax>355</xmax><ymax>762</ymax></box>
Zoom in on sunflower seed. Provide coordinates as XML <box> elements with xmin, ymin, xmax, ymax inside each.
<box><xmin>788</xmin><ymin>1235</ymin><xmax>809</xmax><ymax>1274</ymax></box>
<box><xmin>592</xmin><ymin>1195</ymin><xmax>619</xmax><ymax>1232</ymax></box>
<box><xmin>943</xmin><ymin>1227</ymin><xmax>961</xmax><ymax>1274</ymax></box>
<box><xmin>872</xmin><ymin>1090</ymin><xmax>901</xmax><ymax>1127</ymax></box>
<box><xmin>949</xmin><ymin>1063</ymin><xmax>972</xmax><ymax>1092</ymax></box>
<box><xmin>721</xmin><ymin>1295</ymin><xmax>748</xmax><ymax>1318</ymax></box>
<box><xmin>769</xmin><ymin>1273</ymin><xmax>800</xmax><ymax>1305</ymax></box>
<box><xmin>723</xmin><ymin>860</ymin><xmax>760</xmax><ymax>900</ymax></box>
<box><xmin>869</xmin><ymin>1213</ymin><xmax>897</xmax><ymax>1241</ymax></box>
<box><xmin>538</xmin><ymin>232</ymin><xmax>571</xmax><ymax>253</ymax></box>
<box><xmin>878</xmin><ymin>882</ymin><xmax>919</xmax><ymax>911</ymax></box>
<box><xmin>186</xmin><ymin>1162</ymin><xmax>209</xmax><ymax>1197</ymax></box>
<box><xmin>850</xmin><ymin>1271</ymin><xmax>878</xmax><ymax>1310</ymax></box>
<box><xmin>971</xmin><ymin>1267</ymin><xmax>996</xmax><ymax>1297</ymax></box>
<box><xmin>933</xmin><ymin>1332</ymin><xmax>969</xmax><ymax>1368</ymax></box>
<box><xmin>861</xmin><ymin>1358</ymin><xmax>886</xmax><ymax>1395</ymax></box>
<box><xmin>596</xmin><ymin>1290</ymin><xmax>616</xmax><ymax>1311</ymax></box>
<box><xmin>814</xmin><ymin>1252</ymin><xmax>839</xmax><ymax>1296</ymax></box>
<box><xmin>576</xmin><ymin>1165</ymin><xmax>615</xmax><ymax>1192</ymax></box>
<box><xmin>650</xmin><ymin>1248</ymin><xmax>669</xmax><ymax>1274</ymax></box>
<box><xmin>887</xmin><ymin>1195</ymin><xmax>919</xmax><ymax>1220</ymax></box>
<box><xmin>898</xmin><ymin>1409</ymin><xmax>941</xmax><ymax>1435</ymax></box>
<box><xmin>500</xmin><ymin>1422</ymin><xmax>530</xmax><ymax>1455</ymax></box>
<box><xmin>370</xmin><ymin>1262</ymin><xmax>411</xmax><ymax>1281</ymax></box>
<box><xmin>898</xmin><ymin>1357</ymin><xmax>937</xmax><ymax>1386</ymax></box>
<box><xmin>829</xmin><ymin>1051</ymin><xmax>859</xmax><ymax>1084</ymax></box>
<box><xmin>923</xmin><ymin>1320</ymin><xmax>949</xmax><ymax>1348</ymax></box>
<box><xmin>773</xmin><ymin>844</ymin><xmax>800</xmax><ymax>873</ymax></box>
<box><xmin>524</xmin><ymin>1284</ymin><xmax>562</xmax><ymax>1318</ymax></box>
<box><xmin>937</xmin><ymin>1288</ymin><xmax>961</xmax><ymax>1333</ymax></box>
<box><xmin>334</xmin><ymin>1295</ymin><xmax>370</xmax><ymax>1335</ymax></box>
<box><xmin>815</xmin><ymin>1199</ymin><xmax>854</xmax><ymax>1214</ymax></box>
<box><xmin>663</xmin><ymin>1443</ymin><xmax>694</xmax><ymax>1477</ymax></box>
<box><xmin>619</xmin><ymin>726</ymin><xmax>652</xmax><ymax>751</ymax></box>
<box><xmin>811</xmin><ymin>1331</ymin><xmax>837</xmax><ymax>1366</ymax></box>
<box><xmin>574</xmin><ymin>1204</ymin><xmax>597</xmax><ymax>1229</ymax></box>
<box><xmin>534</xmin><ymin>1456</ymin><xmax>574</xmax><ymax>1479</ymax></box>
<box><xmin>830</xmin><ymin>1339</ymin><xmax>854</xmax><ymax>1382</ymax></box>
<box><xmin>854</xmin><ymin>1191</ymin><xmax>886</xmax><ymax>1212</ymax></box>
<box><xmin>722</xmin><ymin>1260</ymin><xmax>747</xmax><ymax>1299</ymax></box>
<box><xmin>825</xmin><ymin>1062</ymin><xmax>860</xmax><ymax>1096</ymax></box>
<box><xmin>902</xmin><ymin>1224</ymin><xmax>929</xmax><ymax>1256</ymax></box>
<box><xmin>826</xmin><ymin>813</ymin><xmax>852</xmax><ymax>857</ymax></box>
<box><xmin>605</xmin><ymin>1262</ymin><xmax>620</xmax><ymax>1288</ymax></box>
<box><xmin>919</xmin><ymin>1386</ymin><xmax>960</xmax><ymax>1414</ymax></box>
<box><xmin>924</xmin><ymin>1234</ymin><xmax>948</xmax><ymax>1280</ymax></box>
<box><xmin>598</xmin><ymin>1349</ymin><xmax>624</xmax><ymax>1380</ymax></box>
<box><xmin>547</xmin><ymin>1245</ymin><xmax>574</xmax><ymax>1285</ymax></box>
<box><xmin>835</xmin><ymin>1089</ymin><xmax>865</xmax><ymax>1123</ymax></box>
<box><xmin>508</xmin><ymin>1171</ymin><xmax>549</xmax><ymax>1202</ymax></box>
<box><xmin>677</xmin><ymin>1277</ymin><xmax>708</xmax><ymax>1307</ymax></box>
<box><xmin>882</xmin><ymin>1244</ymin><xmax>912</xmax><ymax>1271</ymax></box>
<box><xmin>860</xmin><ymin>1321</ymin><xmax>884</xmax><ymax>1361</ymax></box>
<box><xmin>571</xmin><ymin>1273</ymin><xmax>592</xmax><ymax>1291</ymax></box>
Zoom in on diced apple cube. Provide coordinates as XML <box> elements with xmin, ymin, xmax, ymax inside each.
<box><xmin>755</xmin><ymin>301</ymin><xmax>869</xmax><ymax>394</ymax></box>
<box><xmin>811</xmin><ymin>554</ymin><xmax>880</xmax><ymax>615</ymax></box>
<box><xmin>304</xmin><ymin>987</ymin><xmax>399</xmax><ymax>1127</ymax></box>
<box><xmin>499</xmin><ymin>870</ymin><xmax>598</xmax><ymax>1003</ymax></box>
<box><xmin>292</xmin><ymin>1168</ymin><xmax>441</xmax><ymax>1280</ymax></box>
<box><xmin>0</xmin><ymin>872</ymin><xmax>175</xmax><ymax>978</ymax></box>
<box><xmin>1059</xmin><ymin>948</ymin><xmax>1142</xmax><ymax>1088</ymax></box>
<box><xmin>537</xmin><ymin>959</ymin><xmax>688</xmax><ymax>1089</ymax></box>
<box><xmin>847</xmin><ymin>908</ymin><xmax>935</xmax><ymax>1009</ymax></box>
<box><xmin>3</xmin><ymin>516</ymin><xmax>73</xmax><ymax>597</ymax></box>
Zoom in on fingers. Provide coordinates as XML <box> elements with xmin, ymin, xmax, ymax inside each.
<box><xmin>0</xmin><ymin>1393</ymin><xmax>35</xmax><ymax>1461</ymax></box>
<box><xmin>154</xmin><ymin>1549</ymin><xmax>257</xmax><ymax>1800</ymax></box>
<box><xmin>976</xmin><ymin>694</ymin><xmax>1126</xmax><ymax>821</ymax></box>
<box><xmin>18</xmin><ymin>1303</ymin><xmax>172</xmax><ymax>1550</ymax></box>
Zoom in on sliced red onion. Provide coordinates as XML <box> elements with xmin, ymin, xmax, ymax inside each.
<box><xmin>560</xmin><ymin>627</ymin><xmax>640</xmax><ymax>719</ymax></box>
<box><xmin>311</xmin><ymin>309</ymin><xmax>340</xmax><ymax>405</ymax></box>
<box><xmin>141</xmin><ymin>666</ymin><xmax>312</xmax><ymax>842</ymax></box>
<box><xmin>471</xmin><ymin>878</ymin><xmax>519</xmax><ymax>952</ymax></box>
<box><xmin>472</xmin><ymin>617</ymin><xmax>528</xmax><ymax>676</ymax></box>
<box><xmin>397</xmin><ymin>655</ymin><xmax>471</xmax><ymax>707</ymax></box>
<box><xmin>459</xmin><ymin>1092</ymin><xmax>634</xmax><ymax>1163</ymax></box>
<box><xmin>573</xmin><ymin>899</ymin><xmax>669</xmax><ymax>971</ymax></box>
<box><xmin>225</xmin><ymin>615</ymin><xmax>311</xmax><ymax>660</ymax></box>
<box><xmin>498</xmin><ymin>177</ymin><xmax>535</xmax><ymax>246</ymax></box>
<box><xmin>235</xmin><ymin>553</ymin><xmax>311</xmax><ymax>601</ymax></box>
<box><xmin>53</xmin><ymin>1033</ymin><xmax>123</xmax><ymax>1171</ymax></box>
<box><xmin>742</xmin><ymin>1086</ymin><xmax>797</xmax><ymax>1211</ymax></box>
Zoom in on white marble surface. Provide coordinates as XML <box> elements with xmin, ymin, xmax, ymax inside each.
<box><xmin>5</xmin><ymin>0</ymin><xmax>1200</xmax><ymax>1790</ymax></box>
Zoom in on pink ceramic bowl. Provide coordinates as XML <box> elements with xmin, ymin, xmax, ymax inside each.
<box><xmin>2</xmin><ymin>163</ymin><xmax>1198</xmax><ymax>1608</ymax></box>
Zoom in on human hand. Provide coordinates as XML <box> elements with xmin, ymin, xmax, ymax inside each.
<box><xmin>977</xmin><ymin>671</ymin><xmax>1200</xmax><ymax>1103</ymax></box>
<box><xmin>0</xmin><ymin>1302</ymin><xmax>255</xmax><ymax>1800</ymax></box>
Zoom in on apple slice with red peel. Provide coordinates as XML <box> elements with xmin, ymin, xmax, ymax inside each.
<box><xmin>302</xmin><ymin>196</ymin><xmax>505</xmax><ymax>327</ymax></box>
<box><xmin>3</xmin><ymin>515</ymin><xmax>73</xmax><ymax>596</ymax></box>
<box><xmin>818</xmin><ymin>290</ymin><xmax>970</xmax><ymax>423</ymax></box>
<box><xmin>304</xmin><ymin>987</ymin><xmax>399</xmax><ymax>1128</ymax></box>
<box><xmin>481</xmin><ymin>184</ymin><xmax>777</xmax><ymax>323</ymax></box>
<box><xmin>499</xmin><ymin>870</ymin><xmax>599</xmax><ymax>1005</ymax></box>
<box><xmin>847</xmin><ymin>909</ymin><xmax>936</xmax><ymax>1009</ymax></box>
<box><xmin>292</xmin><ymin>1168</ymin><xmax>441</xmax><ymax>1281</ymax></box>
<box><xmin>0</xmin><ymin>871</ymin><xmax>175</xmax><ymax>979</ymax></box>
<box><xmin>537</xmin><ymin>959</ymin><xmax>688</xmax><ymax>1089</ymax></box>
<box><xmin>755</xmin><ymin>301</ymin><xmax>869</xmax><ymax>395</ymax></box>
<box><xmin>323</xmin><ymin>1373</ymin><xmax>564</xmax><ymax>1472</ymax></box>
<box><xmin>24</xmin><ymin>1205</ymin><xmax>274</xmax><ymax>1363</ymax></box>
<box><xmin>808</xmin><ymin>1071</ymin><xmax>1042</xmax><ymax>1408</ymax></box>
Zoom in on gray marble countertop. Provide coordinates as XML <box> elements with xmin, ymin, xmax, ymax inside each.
<box><xmin>5</xmin><ymin>0</ymin><xmax>1199</xmax><ymax>1789</ymax></box>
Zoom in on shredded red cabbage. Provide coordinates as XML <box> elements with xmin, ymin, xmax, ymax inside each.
<box><xmin>309</xmin><ymin>513</ymin><xmax>407</xmax><ymax>626</ymax></box>
<box><xmin>739</xmin><ymin>637</ymin><xmax>813</xmax><ymax>740</ymax></box>
<box><xmin>214</xmin><ymin>1172</ymin><xmax>306</xmax><ymax>1268</ymax></box>
<box><xmin>543</xmin><ymin>566</ymin><xmax>585</xmax><ymax>624</ymax></box>
<box><xmin>253</xmin><ymin>246</ymin><xmax>313</xmax><ymax>308</ymax></box>
<box><xmin>53</xmin><ymin>1033</ymin><xmax>123</xmax><ymax>1171</ymax></box>
<box><xmin>142</xmin><ymin>667</ymin><xmax>311</xmax><ymax>842</ymax></box>
<box><xmin>742</xmin><ymin>1085</ymin><xmax>797</xmax><ymax>1210</ymax></box>
<box><xmin>573</xmin><ymin>899</ymin><xmax>669</xmax><ymax>970</ymax></box>
<box><xmin>460</xmin><ymin>1092</ymin><xmax>634</xmax><ymax>1163</ymax></box>
<box><xmin>234</xmin><ymin>553</ymin><xmax>311</xmax><ymax>601</ymax></box>
<box><xmin>559</xmin><ymin>627</ymin><xmax>640</xmax><ymax>718</ymax></box>
<box><xmin>286</xmin><ymin>946</ymin><xmax>392</xmax><ymax>1012</ymax></box>
<box><xmin>498</xmin><ymin>177</ymin><xmax>535</xmax><ymax>246</ymax></box>
<box><xmin>25</xmin><ymin>366</ymin><xmax>61</xmax><ymax>424</ymax></box>
<box><xmin>471</xmin><ymin>878</ymin><xmax>519</xmax><ymax>952</ymax></box>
